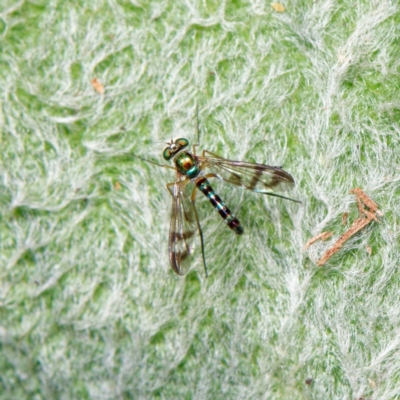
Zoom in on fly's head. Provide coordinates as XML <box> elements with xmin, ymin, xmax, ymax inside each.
<box><xmin>163</xmin><ymin>138</ymin><xmax>189</xmax><ymax>161</ymax></box>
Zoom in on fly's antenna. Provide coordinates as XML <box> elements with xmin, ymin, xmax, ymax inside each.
<box><xmin>191</xmin><ymin>104</ymin><xmax>201</xmax><ymax>155</ymax></box>
<box><xmin>195</xmin><ymin>104</ymin><xmax>200</xmax><ymax>145</ymax></box>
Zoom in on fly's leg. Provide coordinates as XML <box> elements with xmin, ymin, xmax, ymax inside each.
<box><xmin>202</xmin><ymin>150</ymin><xmax>225</xmax><ymax>159</ymax></box>
<box><xmin>166</xmin><ymin>182</ymin><xmax>175</xmax><ymax>196</ymax></box>
<box><xmin>139</xmin><ymin>156</ymin><xmax>175</xmax><ymax>170</ymax></box>
<box><xmin>203</xmin><ymin>173</ymin><xmax>220</xmax><ymax>179</ymax></box>
<box><xmin>166</xmin><ymin>178</ymin><xmax>190</xmax><ymax>196</ymax></box>
<box><xmin>190</xmin><ymin>185</ymin><xmax>208</xmax><ymax>277</ymax></box>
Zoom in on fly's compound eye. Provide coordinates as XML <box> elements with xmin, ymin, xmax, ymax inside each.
<box><xmin>163</xmin><ymin>148</ymin><xmax>173</xmax><ymax>161</ymax></box>
<box><xmin>175</xmin><ymin>138</ymin><xmax>189</xmax><ymax>148</ymax></box>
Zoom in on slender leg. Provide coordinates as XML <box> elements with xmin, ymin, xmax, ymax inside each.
<box><xmin>138</xmin><ymin>156</ymin><xmax>175</xmax><ymax>170</ymax></box>
<box><xmin>166</xmin><ymin>182</ymin><xmax>175</xmax><ymax>196</ymax></box>
<box><xmin>202</xmin><ymin>149</ymin><xmax>225</xmax><ymax>159</ymax></box>
<box><xmin>190</xmin><ymin>185</ymin><xmax>208</xmax><ymax>277</ymax></box>
<box><xmin>204</xmin><ymin>173</ymin><xmax>220</xmax><ymax>179</ymax></box>
<box><xmin>166</xmin><ymin>178</ymin><xmax>191</xmax><ymax>196</ymax></box>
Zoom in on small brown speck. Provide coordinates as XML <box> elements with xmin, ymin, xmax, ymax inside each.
<box><xmin>368</xmin><ymin>379</ymin><xmax>376</xmax><ymax>389</ymax></box>
<box><xmin>271</xmin><ymin>2</ymin><xmax>285</xmax><ymax>12</ymax></box>
<box><xmin>91</xmin><ymin>78</ymin><xmax>105</xmax><ymax>94</ymax></box>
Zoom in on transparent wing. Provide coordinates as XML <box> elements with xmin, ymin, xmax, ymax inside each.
<box><xmin>201</xmin><ymin>151</ymin><xmax>295</xmax><ymax>194</ymax></box>
<box><xmin>168</xmin><ymin>180</ymin><xmax>200</xmax><ymax>275</ymax></box>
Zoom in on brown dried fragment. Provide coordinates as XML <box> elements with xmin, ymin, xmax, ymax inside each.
<box><xmin>366</xmin><ymin>245</ymin><xmax>372</xmax><ymax>256</ymax></box>
<box><xmin>91</xmin><ymin>78</ymin><xmax>105</xmax><ymax>94</ymax></box>
<box><xmin>350</xmin><ymin>187</ymin><xmax>383</xmax><ymax>217</ymax></box>
<box><xmin>317</xmin><ymin>217</ymin><xmax>370</xmax><ymax>266</ymax></box>
<box><xmin>303</xmin><ymin>231</ymin><xmax>333</xmax><ymax>251</ymax></box>
<box><xmin>114</xmin><ymin>181</ymin><xmax>121</xmax><ymax>191</ymax></box>
<box><xmin>317</xmin><ymin>187</ymin><xmax>382</xmax><ymax>266</ymax></box>
<box><xmin>342</xmin><ymin>212</ymin><xmax>348</xmax><ymax>225</ymax></box>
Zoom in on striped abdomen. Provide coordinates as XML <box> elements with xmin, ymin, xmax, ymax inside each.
<box><xmin>196</xmin><ymin>176</ymin><xmax>243</xmax><ymax>235</ymax></box>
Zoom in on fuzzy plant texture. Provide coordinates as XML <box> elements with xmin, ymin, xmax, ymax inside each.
<box><xmin>1</xmin><ymin>0</ymin><xmax>400</xmax><ymax>399</ymax></box>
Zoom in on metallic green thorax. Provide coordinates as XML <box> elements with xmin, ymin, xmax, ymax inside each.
<box><xmin>174</xmin><ymin>152</ymin><xmax>200</xmax><ymax>179</ymax></box>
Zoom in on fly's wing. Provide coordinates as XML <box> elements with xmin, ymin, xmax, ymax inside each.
<box><xmin>201</xmin><ymin>151</ymin><xmax>295</xmax><ymax>194</ymax></box>
<box><xmin>168</xmin><ymin>180</ymin><xmax>198</xmax><ymax>275</ymax></box>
